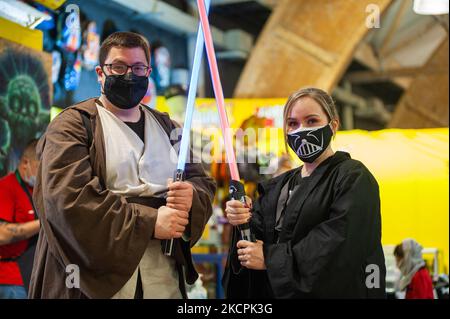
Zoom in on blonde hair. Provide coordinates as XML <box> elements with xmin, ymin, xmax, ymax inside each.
<box><xmin>283</xmin><ymin>87</ymin><xmax>340</xmax><ymax>151</ymax></box>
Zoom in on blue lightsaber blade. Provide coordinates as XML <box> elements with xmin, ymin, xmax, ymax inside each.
<box><xmin>162</xmin><ymin>0</ymin><xmax>211</xmax><ymax>256</ymax></box>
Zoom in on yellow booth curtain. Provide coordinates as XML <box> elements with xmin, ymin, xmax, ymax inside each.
<box><xmin>332</xmin><ymin>128</ymin><xmax>448</xmax><ymax>274</ymax></box>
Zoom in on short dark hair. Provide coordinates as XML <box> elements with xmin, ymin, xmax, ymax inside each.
<box><xmin>99</xmin><ymin>31</ymin><xmax>151</xmax><ymax>66</ymax></box>
<box><xmin>22</xmin><ymin>139</ymin><xmax>38</xmax><ymax>161</ymax></box>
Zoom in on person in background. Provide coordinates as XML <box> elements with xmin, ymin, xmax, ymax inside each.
<box><xmin>394</xmin><ymin>238</ymin><xmax>435</xmax><ymax>299</ymax></box>
<box><xmin>272</xmin><ymin>153</ymin><xmax>293</xmax><ymax>178</ymax></box>
<box><xmin>0</xmin><ymin>139</ymin><xmax>40</xmax><ymax>299</ymax></box>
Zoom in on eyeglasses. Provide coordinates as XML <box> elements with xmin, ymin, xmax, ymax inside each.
<box><xmin>102</xmin><ymin>63</ymin><xmax>152</xmax><ymax>76</ymax></box>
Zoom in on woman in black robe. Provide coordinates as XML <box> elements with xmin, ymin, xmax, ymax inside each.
<box><xmin>223</xmin><ymin>87</ymin><xmax>386</xmax><ymax>299</ymax></box>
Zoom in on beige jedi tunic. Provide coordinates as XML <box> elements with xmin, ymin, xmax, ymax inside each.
<box><xmin>96</xmin><ymin>105</ymin><xmax>181</xmax><ymax>298</ymax></box>
<box><xmin>29</xmin><ymin>98</ymin><xmax>216</xmax><ymax>299</ymax></box>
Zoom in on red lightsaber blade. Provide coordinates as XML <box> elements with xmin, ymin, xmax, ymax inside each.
<box><xmin>197</xmin><ymin>0</ymin><xmax>255</xmax><ymax>243</ymax></box>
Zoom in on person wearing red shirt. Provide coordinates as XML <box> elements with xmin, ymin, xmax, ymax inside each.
<box><xmin>394</xmin><ymin>238</ymin><xmax>435</xmax><ymax>299</ymax></box>
<box><xmin>0</xmin><ymin>140</ymin><xmax>40</xmax><ymax>299</ymax></box>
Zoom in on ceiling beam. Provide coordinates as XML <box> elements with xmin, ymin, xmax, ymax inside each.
<box><xmin>382</xmin><ymin>20</ymin><xmax>438</xmax><ymax>58</ymax></box>
<box><xmin>353</xmin><ymin>42</ymin><xmax>381</xmax><ymax>70</ymax></box>
<box><xmin>234</xmin><ymin>0</ymin><xmax>393</xmax><ymax>98</ymax></box>
<box><xmin>346</xmin><ymin>66</ymin><xmax>448</xmax><ymax>83</ymax></box>
<box><xmin>353</xmin><ymin>42</ymin><xmax>412</xmax><ymax>89</ymax></box>
<box><xmin>112</xmin><ymin>0</ymin><xmax>252</xmax><ymax>51</ymax></box>
<box><xmin>388</xmin><ymin>37</ymin><xmax>449</xmax><ymax>128</ymax></box>
<box><xmin>209</xmin><ymin>0</ymin><xmax>275</xmax><ymax>9</ymax></box>
<box><xmin>378</xmin><ymin>0</ymin><xmax>410</xmax><ymax>56</ymax></box>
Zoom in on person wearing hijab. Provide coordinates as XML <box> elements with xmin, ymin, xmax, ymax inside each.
<box><xmin>394</xmin><ymin>239</ymin><xmax>435</xmax><ymax>299</ymax></box>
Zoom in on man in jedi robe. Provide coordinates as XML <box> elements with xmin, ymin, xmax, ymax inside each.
<box><xmin>29</xmin><ymin>32</ymin><xmax>216</xmax><ymax>299</ymax></box>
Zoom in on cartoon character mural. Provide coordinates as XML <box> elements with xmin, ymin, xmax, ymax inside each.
<box><xmin>0</xmin><ymin>38</ymin><xmax>52</xmax><ymax>176</ymax></box>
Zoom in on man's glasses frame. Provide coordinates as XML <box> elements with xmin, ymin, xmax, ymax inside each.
<box><xmin>102</xmin><ymin>63</ymin><xmax>152</xmax><ymax>77</ymax></box>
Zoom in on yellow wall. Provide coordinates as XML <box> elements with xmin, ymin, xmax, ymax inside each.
<box><xmin>0</xmin><ymin>18</ymin><xmax>43</xmax><ymax>51</ymax></box>
<box><xmin>32</xmin><ymin>0</ymin><xmax>66</xmax><ymax>10</ymax></box>
<box><xmin>333</xmin><ymin>129</ymin><xmax>449</xmax><ymax>273</ymax></box>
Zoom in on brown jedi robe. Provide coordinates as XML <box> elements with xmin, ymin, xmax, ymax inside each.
<box><xmin>29</xmin><ymin>98</ymin><xmax>216</xmax><ymax>299</ymax></box>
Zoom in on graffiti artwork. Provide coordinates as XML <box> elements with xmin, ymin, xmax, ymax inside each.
<box><xmin>0</xmin><ymin>38</ymin><xmax>52</xmax><ymax>176</ymax></box>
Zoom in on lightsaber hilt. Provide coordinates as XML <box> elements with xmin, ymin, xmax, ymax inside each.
<box><xmin>229</xmin><ymin>180</ymin><xmax>256</xmax><ymax>242</ymax></box>
<box><xmin>163</xmin><ymin>169</ymin><xmax>185</xmax><ymax>256</ymax></box>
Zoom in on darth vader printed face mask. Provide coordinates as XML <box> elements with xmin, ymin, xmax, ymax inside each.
<box><xmin>287</xmin><ymin>123</ymin><xmax>333</xmax><ymax>163</ymax></box>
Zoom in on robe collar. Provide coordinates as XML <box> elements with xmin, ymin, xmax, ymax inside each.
<box><xmin>279</xmin><ymin>151</ymin><xmax>351</xmax><ymax>242</ymax></box>
<box><xmin>257</xmin><ymin>151</ymin><xmax>350</xmax><ymax>243</ymax></box>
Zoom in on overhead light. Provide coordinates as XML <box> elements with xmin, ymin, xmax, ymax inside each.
<box><xmin>413</xmin><ymin>0</ymin><xmax>449</xmax><ymax>15</ymax></box>
<box><xmin>0</xmin><ymin>0</ymin><xmax>51</xmax><ymax>29</ymax></box>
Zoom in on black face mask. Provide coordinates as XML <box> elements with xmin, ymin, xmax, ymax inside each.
<box><xmin>287</xmin><ymin>123</ymin><xmax>333</xmax><ymax>163</ymax></box>
<box><xmin>102</xmin><ymin>72</ymin><xmax>148</xmax><ymax>109</ymax></box>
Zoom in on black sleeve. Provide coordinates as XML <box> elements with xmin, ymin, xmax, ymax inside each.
<box><xmin>264</xmin><ymin>165</ymin><xmax>382</xmax><ymax>297</ymax></box>
<box><xmin>250</xmin><ymin>183</ymin><xmax>266</xmax><ymax>240</ymax></box>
